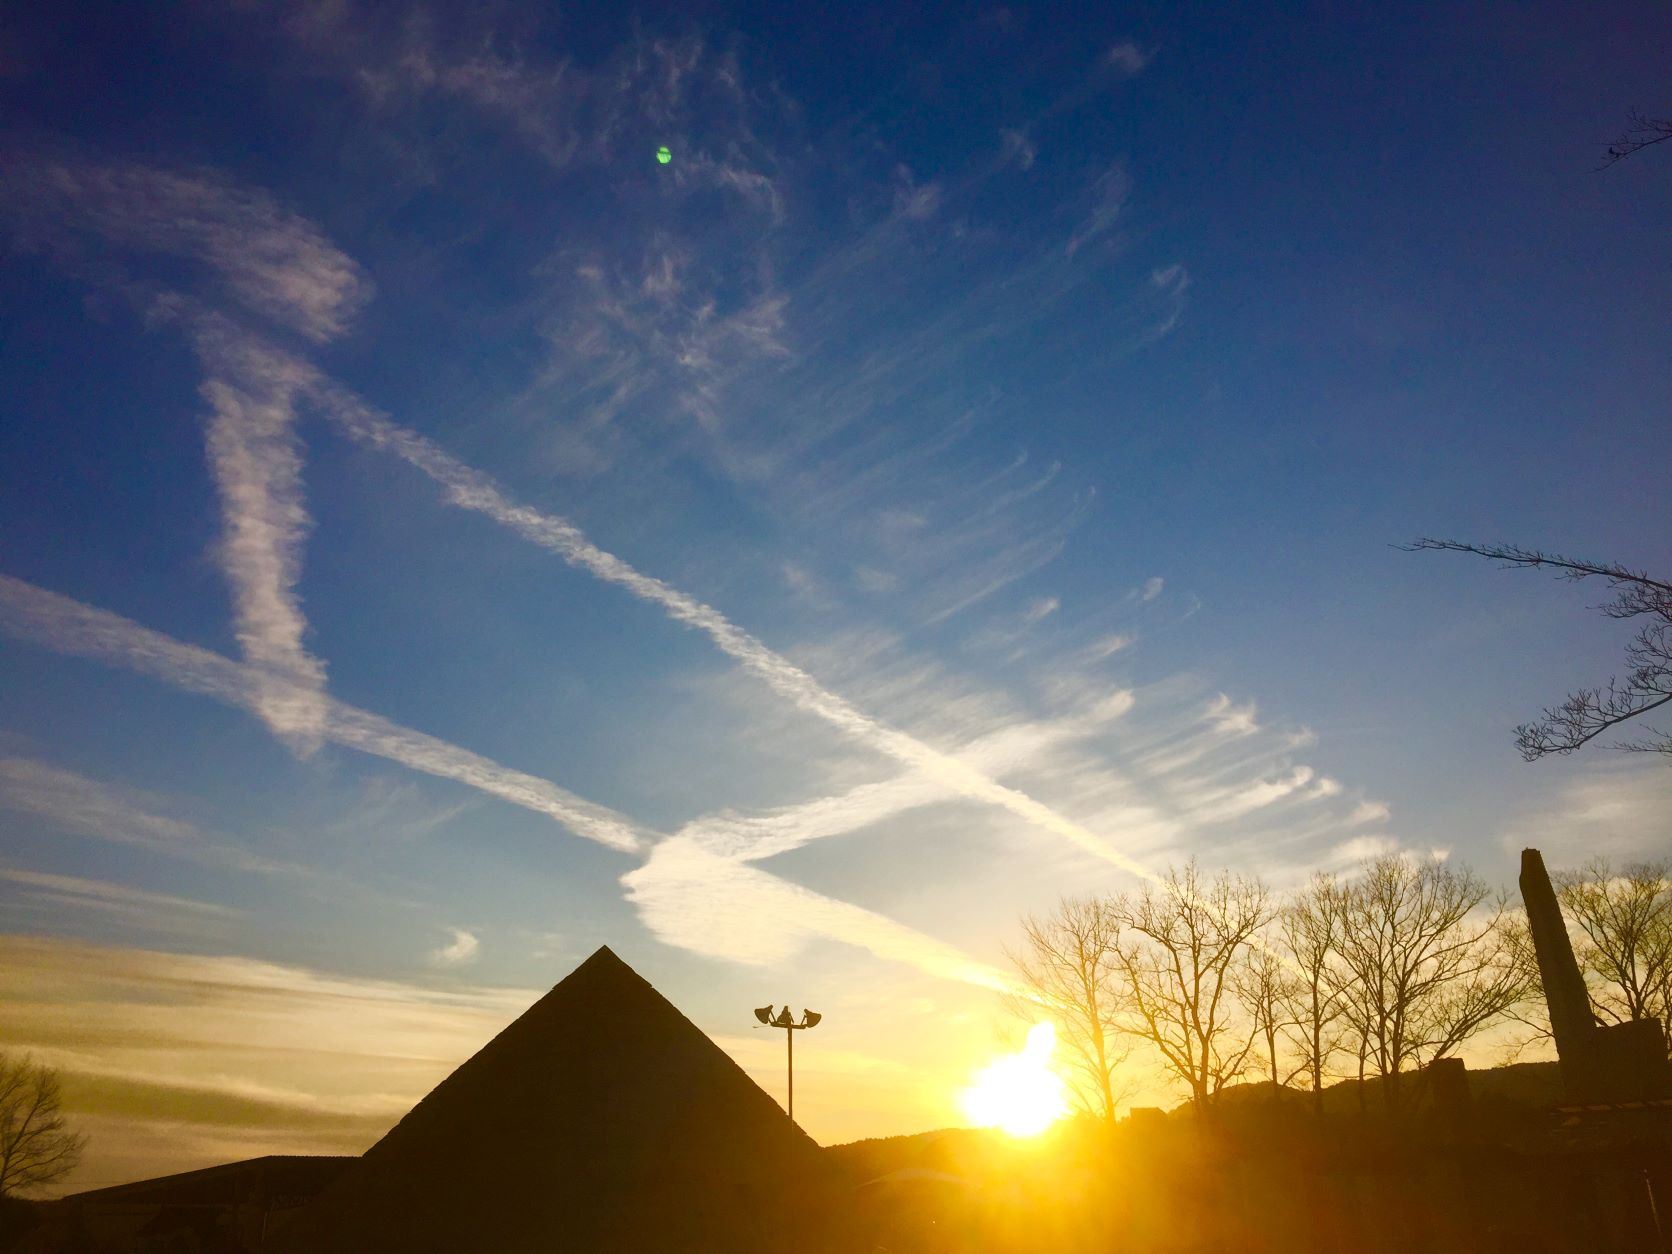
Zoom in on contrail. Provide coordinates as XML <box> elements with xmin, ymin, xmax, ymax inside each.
<box><xmin>0</xmin><ymin>573</ymin><xmax>1018</xmax><ymax>990</ymax></box>
<box><xmin>315</xmin><ymin>384</ymin><xmax>1158</xmax><ymax>883</ymax></box>
<box><xmin>0</xmin><ymin>575</ymin><xmax>644</xmax><ymax>853</ymax></box>
<box><xmin>622</xmin><ymin>836</ymin><xmax>1016</xmax><ymax>992</ymax></box>
<box><xmin>193</xmin><ymin>320</ymin><xmax>331</xmax><ymax>751</ymax></box>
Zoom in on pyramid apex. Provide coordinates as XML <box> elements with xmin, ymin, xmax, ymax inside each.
<box><xmin>574</xmin><ymin>943</ymin><xmax>630</xmax><ymax>973</ymax></box>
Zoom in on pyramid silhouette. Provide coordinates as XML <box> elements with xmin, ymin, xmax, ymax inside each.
<box><xmin>273</xmin><ymin>946</ymin><xmax>844</xmax><ymax>1252</ymax></box>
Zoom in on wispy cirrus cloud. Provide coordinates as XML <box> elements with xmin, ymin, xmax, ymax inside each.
<box><xmin>0</xmin><ymin>931</ymin><xmax>539</xmax><ymax>1187</ymax></box>
<box><xmin>0</xmin><ymin>867</ymin><xmax>240</xmax><ymax>933</ymax></box>
<box><xmin>1066</xmin><ymin>163</ymin><xmax>1132</xmax><ymax>257</ymax></box>
<box><xmin>0</xmin><ymin>572</ymin><xmax>1028</xmax><ymax>988</ymax></box>
<box><xmin>261</xmin><ymin>10</ymin><xmax>1123</xmax><ymax>627</ymax></box>
<box><xmin>271</xmin><ymin>11</ymin><xmax>784</xmax><ymax>214</ymax></box>
<box><xmin>1498</xmin><ymin>760</ymin><xmax>1672</xmax><ymax>867</ymax></box>
<box><xmin>0</xmin><ymin>16</ymin><xmax>1391</xmax><ymax>1015</ymax></box>
<box><xmin>0</xmin><ymin>575</ymin><xmax>646</xmax><ymax>853</ymax></box>
<box><xmin>0</xmin><ymin>153</ymin><xmax>368</xmax><ymax>341</ymax></box>
<box><xmin>1</xmin><ymin>153</ymin><xmax>371</xmax><ymax>752</ymax></box>
<box><xmin>0</xmin><ymin>756</ymin><xmax>288</xmax><ymax>875</ymax></box>
<box><xmin>311</xmin><ymin>387</ymin><xmax>1159</xmax><ymax>880</ymax></box>
<box><xmin>307</xmin><ymin>375</ymin><xmax>1386</xmax><ymax>899</ymax></box>
<box><xmin>998</xmin><ymin>127</ymin><xmax>1038</xmax><ymax>171</ymax></box>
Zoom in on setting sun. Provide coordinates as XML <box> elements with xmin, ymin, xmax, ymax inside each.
<box><xmin>958</xmin><ymin>1022</ymin><xmax>1070</xmax><ymax>1137</ymax></box>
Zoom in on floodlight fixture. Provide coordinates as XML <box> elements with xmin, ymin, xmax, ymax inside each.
<box><xmin>751</xmin><ymin>1001</ymin><xmax>822</xmax><ymax>1122</ymax></box>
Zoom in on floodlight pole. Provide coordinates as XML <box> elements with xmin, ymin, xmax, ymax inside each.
<box><xmin>753</xmin><ymin>1004</ymin><xmax>821</xmax><ymax>1123</ymax></box>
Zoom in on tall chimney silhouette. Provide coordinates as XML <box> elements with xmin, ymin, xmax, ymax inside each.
<box><xmin>1518</xmin><ymin>847</ymin><xmax>1672</xmax><ymax>1105</ymax></box>
<box><xmin>1518</xmin><ymin>848</ymin><xmax>1596</xmax><ymax>1062</ymax></box>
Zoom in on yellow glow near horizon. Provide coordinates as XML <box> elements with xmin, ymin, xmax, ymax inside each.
<box><xmin>958</xmin><ymin>1022</ymin><xmax>1069</xmax><ymax>1137</ymax></box>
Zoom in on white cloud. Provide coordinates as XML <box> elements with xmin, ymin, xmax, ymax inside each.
<box><xmin>1066</xmin><ymin>164</ymin><xmax>1131</xmax><ymax>257</ymax></box>
<box><xmin>1185</xmin><ymin>765</ymin><xmax>1322</xmax><ymax>825</ymax></box>
<box><xmin>854</xmin><ymin>566</ymin><xmax>902</xmax><ymax>595</ymax></box>
<box><xmin>428</xmin><ymin>928</ymin><xmax>480</xmax><ymax>968</ymax></box>
<box><xmin>1348</xmin><ymin>799</ymin><xmax>1391</xmax><ymax>826</ymax></box>
<box><xmin>998</xmin><ymin>128</ymin><xmax>1037</xmax><ymax>171</ymax></box>
<box><xmin>1145</xmin><ymin>265</ymin><xmax>1191</xmax><ymax>340</ymax></box>
<box><xmin>1204</xmin><ymin>693</ymin><xmax>1260</xmax><ymax>738</ymax></box>
<box><xmin>1330</xmin><ymin>833</ymin><xmax>1401</xmax><ymax>864</ymax></box>
<box><xmin>1023</xmin><ymin>596</ymin><xmax>1059</xmax><ymax>623</ymax></box>
<box><xmin>1139</xmin><ymin>575</ymin><xmax>1165</xmax><ymax>603</ymax></box>
<box><xmin>1103</xmin><ymin>42</ymin><xmax>1153</xmax><ymax>76</ymax></box>
<box><xmin>621</xmin><ymin>838</ymin><xmax>1012</xmax><ymax>991</ymax></box>
<box><xmin>1085</xmin><ymin>632</ymin><xmax>1134</xmax><ymax>660</ymax></box>
<box><xmin>1500</xmin><ymin>761</ymin><xmax>1672</xmax><ymax>867</ymax></box>
<box><xmin>0</xmin><ymin>155</ymin><xmax>367</xmax><ymax>342</ymax></box>
<box><xmin>892</xmin><ymin>166</ymin><xmax>943</xmax><ymax>221</ymax></box>
<box><xmin>0</xmin><ymin>575</ymin><xmax>646</xmax><ymax>853</ymax></box>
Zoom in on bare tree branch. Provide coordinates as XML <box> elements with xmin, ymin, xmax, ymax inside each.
<box><xmin>1110</xmin><ymin>861</ymin><xmax>1271</xmax><ymax>1109</ymax></box>
<box><xmin>1005</xmin><ymin>897</ymin><xmax>1132</xmax><ymax>1123</ymax></box>
<box><xmin>1404</xmin><ymin>539</ymin><xmax>1672</xmax><ymax>759</ymax></box>
<box><xmin>0</xmin><ymin>1053</ymin><xmax>86</xmax><ymax>1196</ymax></box>
<box><xmin>1332</xmin><ymin>855</ymin><xmax>1532</xmax><ymax>1111</ymax></box>
<box><xmin>1278</xmin><ymin>873</ymin><xmax>1352</xmax><ymax>1117</ymax></box>
<box><xmin>1601</xmin><ymin>109</ymin><xmax>1672</xmax><ymax>168</ymax></box>
<box><xmin>1555</xmin><ymin>858</ymin><xmax>1672</xmax><ymax>1049</ymax></box>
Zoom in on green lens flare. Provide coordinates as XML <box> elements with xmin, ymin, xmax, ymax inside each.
<box><xmin>656</xmin><ymin>145</ymin><xmax>672</xmax><ymax>164</ymax></box>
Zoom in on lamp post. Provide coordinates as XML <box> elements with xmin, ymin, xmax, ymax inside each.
<box><xmin>753</xmin><ymin>1004</ymin><xmax>821</xmax><ymax>1122</ymax></box>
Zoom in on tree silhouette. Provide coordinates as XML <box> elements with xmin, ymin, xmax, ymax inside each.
<box><xmin>0</xmin><ymin>1053</ymin><xmax>85</xmax><ymax>1196</ymax></box>
<box><xmin>1277</xmin><ymin>873</ymin><xmax>1351</xmax><ymax>1117</ymax></box>
<box><xmin>1406</xmin><ymin>539</ymin><xmax>1672</xmax><ymax>760</ymax></box>
<box><xmin>1233</xmin><ymin>932</ymin><xmax>1301</xmax><ymax>1101</ymax></box>
<box><xmin>1006</xmin><ymin>896</ymin><xmax>1130</xmax><ymax>1123</ymax></box>
<box><xmin>1556</xmin><ymin>858</ymin><xmax>1672</xmax><ymax>1047</ymax></box>
<box><xmin>1332</xmin><ymin>855</ymin><xmax>1529</xmax><ymax>1109</ymax></box>
<box><xmin>1111</xmin><ymin>861</ymin><xmax>1271</xmax><ymax>1108</ymax></box>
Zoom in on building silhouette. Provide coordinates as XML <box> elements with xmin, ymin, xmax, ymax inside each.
<box><xmin>269</xmin><ymin>945</ymin><xmax>842</xmax><ymax>1252</ymax></box>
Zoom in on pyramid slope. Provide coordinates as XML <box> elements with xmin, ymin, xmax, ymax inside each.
<box><xmin>274</xmin><ymin>947</ymin><xmax>842</xmax><ymax>1252</ymax></box>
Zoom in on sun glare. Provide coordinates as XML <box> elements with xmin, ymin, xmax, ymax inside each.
<box><xmin>958</xmin><ymin>1022</ymin><xmax>1069</xmax><ymax>1137</ymax></box>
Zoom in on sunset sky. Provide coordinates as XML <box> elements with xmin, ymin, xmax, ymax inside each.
<box><xmin>1</xmin><ymin>2</ymin><xmax>1668</xmax><ymax>1190</ymax></box>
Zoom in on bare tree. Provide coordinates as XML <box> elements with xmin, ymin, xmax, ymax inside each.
<box><xmin>1603</xmin><ymin>109</ymin><xmax>1672</xmax><ymax>167</ymax></box>
<box><xmin>1405</xmin><ymin>540</ymin><xmax>1672</xmax><ymax>759</ymax></box>
<box><xmin>1006</xmin><ymin>896</ymin><xmax>1130</xmax><ymax>1123</ymax></box>
<box><xmin>1110</xmin><ymin>861</ymin><xmax>1271</xmax><ymax>1108</ymax></box>
<box><xmin>0</xmin><ymin>1053</ymin><xmax>85</xmax><ymax>1196</ymax></box>
<box><xmin>1333</xmin><ymin>855</ymin><xmax>1530</xmax><ymax>1109</ymax></box>
<box><xmin>1233</xmin><ymin>934</ymin><xmax>1300</xmax><ymax>1101</ymax></box>
<box><xmin>1278</xmin><ymin>872</ymin><xmax>1351</xmax><ymax>1116</ymax></box>
<box><xmin>1557</xmin><ymin>858</ymin><xmax>1672</xmax><ymax>1047</ymax></box>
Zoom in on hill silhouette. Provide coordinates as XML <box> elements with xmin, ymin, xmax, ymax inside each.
<box><xmin>271</xmin><ymin>946</ymin><xmax>842</xmax><ymax>1253</ymax></box>
<box><xmin>1201</xmin><ymin>1059</ymin><xmax>1563</xmax><ymax>1116</ymax></box>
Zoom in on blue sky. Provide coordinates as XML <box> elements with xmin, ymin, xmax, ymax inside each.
<box><xmin>1</xmin><ymin>1</ymin><xmax>1668</xmax><ymax>1185</ymax></box>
